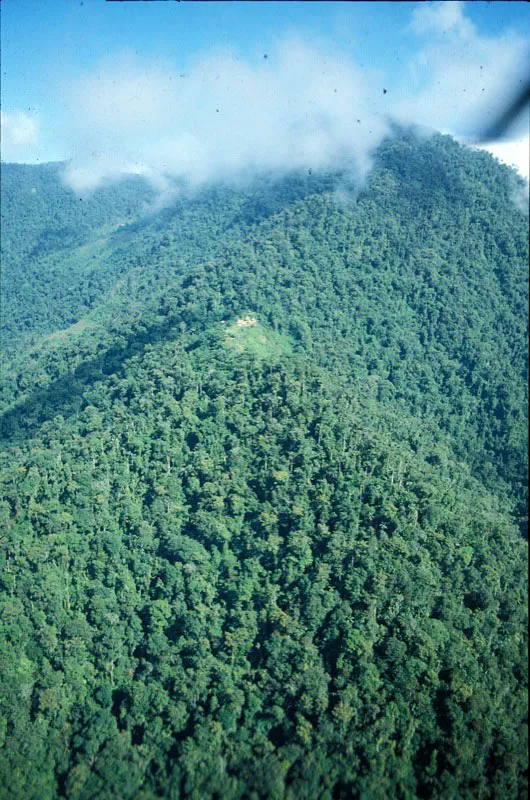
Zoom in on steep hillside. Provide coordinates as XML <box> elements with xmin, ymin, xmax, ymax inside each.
<box><xmin>1</xmin><ymin>165</ymin><xmax>336</xmax><ymax>356</ymax></box>
<box><xmin>3</xmin><ymin>134</ymin><xmax>527</xmax><ymax>525</ymax></box>
<box><xmin>0</xmin><ymin>133</ymin><xmax>528</xmax><ymax>799</ymax></box>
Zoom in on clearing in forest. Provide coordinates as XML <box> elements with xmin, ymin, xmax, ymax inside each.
<box><xmin>223</xmin><ymin>316</ymin><xmax>292</xmax><ymax>359</ymax></box>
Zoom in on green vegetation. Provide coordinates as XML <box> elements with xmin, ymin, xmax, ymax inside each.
<box><xmin>0</xmin><ymin>132</ymin><xmax>527</xmax><ymax>799</ymax></box>
<box><xmin>223</xmin><ymin>317</ymin><xmax>293</xmax><ymax>359</ymax></box>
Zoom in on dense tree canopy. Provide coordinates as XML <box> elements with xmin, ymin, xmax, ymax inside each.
<box><xmin>0</xmin><ymin>132</ymin><xmax>527</xmax><ymax>798</ymax></box>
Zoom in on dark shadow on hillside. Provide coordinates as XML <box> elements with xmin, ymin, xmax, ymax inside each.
<box><xmin>123</xmin><ymin>169</ymin><xmax>343</xmax><ymax>237</ymax></box>
<box><xmin>0</xmin><ymin>308</ymin><xmax>206</xmax><ymax>446</ymax></box>
<box><xmin>2</xmin><ymin>174</ymin><xmax>338</xmax><ymax>447</ymax></box>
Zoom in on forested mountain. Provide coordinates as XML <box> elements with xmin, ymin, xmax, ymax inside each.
<box><xmin>0</xmin><ymin>132</ymin><xmax>528</xmax><ymax>799</ymax></box>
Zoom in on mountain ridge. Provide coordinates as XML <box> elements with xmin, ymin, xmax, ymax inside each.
<box><xmin>0</xmin><ymin>131</ymin><xmax>527</xmax><ymax>799</ymax></box>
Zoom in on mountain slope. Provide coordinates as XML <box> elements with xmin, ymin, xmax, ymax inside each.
<box><xmin>0</xmin><ymin>133</ymin><xmax>527</xmax><ymax>799</ymax></box>
<box><xmin>1</xmin><ymin>164</ymin><xmax>337</xmax><ymax>356</ymax></box>
<box><xmin>3</xmin><ymin>135</ymin><xmax>527</xmax><ymax>524</ymax></box>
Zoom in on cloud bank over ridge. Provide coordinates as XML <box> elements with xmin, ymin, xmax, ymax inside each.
<box><xmin>62</xmin><ymin>40</ymin><xmax>391</xmax><ymax>194</ymax></box>
<box><xmin>4</xmin><ymin>2</ymin><xmax>528</xmax><ymax>191</ymax></box>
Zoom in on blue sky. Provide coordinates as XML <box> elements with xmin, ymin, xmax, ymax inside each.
<box><xmin>2</xmin><ymin>0</ymin><xmax>529</xmax><ymax>184</ymax></box>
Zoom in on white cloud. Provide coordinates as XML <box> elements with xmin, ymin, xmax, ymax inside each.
<box><xmin>0</xmin><ymin>110</ymin><xmax>40</xmax><ymax>162</ymax></box>
<box><xmin>60</xmin><ymin>40</ymin><xmax>390</xmax><ymax>193</ymax></box>
<box><xmin>410</xmin><ymin>1</ymin><xmax>473</xmax><ymax>37</ymax></box>
<box><xmin>7</xmin><ymin>3</ymin><xmax>528</xmax><ymax>194</ymax></box>
<box><xmin>400</xmin><ymin>2</ymin><xmax>529</xmax><ymax>140</ymax></box>
<box><xmin>477</xmin><ymin>138</ymin><xmax>529</xmax><ymax>181</ymax></box>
